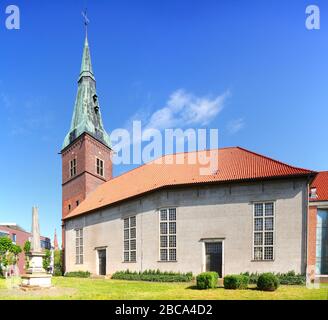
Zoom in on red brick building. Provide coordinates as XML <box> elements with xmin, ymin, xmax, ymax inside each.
<box><xmin>0</xmin><ymin>224</ymin><xmax>51</xmax><ymax>275</ymax></box>
<box><xmin>308</xmin><ymin>171</ymin><xmax>328</xmax><ymax>281</ymax></box>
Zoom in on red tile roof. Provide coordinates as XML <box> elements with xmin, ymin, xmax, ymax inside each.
<box><xmin>310</xmin><ymin>171</ymin><xmax>328</xmax><ymax>202</ymax></box>
<box><xmin>64</xmin><ymin>147</ymin><xmax>315</xmax><ymax>220</ymax></box>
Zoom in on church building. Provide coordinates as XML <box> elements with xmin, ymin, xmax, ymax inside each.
<box><xmin>61</xmin><ymin>33</ymin><xmax>327</xmax><ymax>280</ymax></box>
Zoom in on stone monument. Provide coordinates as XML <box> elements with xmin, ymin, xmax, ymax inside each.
<box><xmin>21</xmin><ymin>207</ymin><xmax>52</xmax><ymax>289</ymax></box>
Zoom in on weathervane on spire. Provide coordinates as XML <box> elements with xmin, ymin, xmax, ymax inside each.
<box><xmin>82</xmin><ymin>9</ymin><xmax>90</xmax><ymax>36</ymax></box>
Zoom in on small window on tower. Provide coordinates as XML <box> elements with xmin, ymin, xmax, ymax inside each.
<box><xmin>96</xmin><ymin>158</ymin><xmax>104</xmax><ymax>177</ymax></box>
<box><xmin>68</xmin><ymin>204</ymin><xmax>71</xmax><ymax>211</ymax></box>
<box><xmin>70</xmin><ymin>158</ymin><xmax>77</xmax><ymax>177</ymax></box>
<box><xmin>76</xmin><ymin>200</ymin><xmax>80</xmax><ymax>207</ymax></box>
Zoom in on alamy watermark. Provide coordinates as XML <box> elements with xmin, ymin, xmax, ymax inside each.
<box><xmin>3</xmin><ymin>4</ymin><xmax>322</xmax><ymax>31</ymax></box>
<box><xmin>4</xmin><ymin>4</ymin><xmax>20</xmax><ymax>30</ymax></box>
<box><xmin>305</xmin><ymin>5</ymin><xmax>320</xmax><ymax>30</ymax></box>
<box><xmin>111</xmin><ymin>121</ymin><xmax>219</xmax><ymax>176</ymax></box>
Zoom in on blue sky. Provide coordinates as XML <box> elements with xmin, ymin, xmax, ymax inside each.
<box><xmin>1</xmin><ymin>0</ymin><xmax>327</xmax><ymax>246</ymax></box>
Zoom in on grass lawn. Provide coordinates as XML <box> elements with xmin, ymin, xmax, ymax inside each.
<box><xmin>0</xmin><ymin>277</ymin><xmax>327</xmax><ymax>300</ymax></box>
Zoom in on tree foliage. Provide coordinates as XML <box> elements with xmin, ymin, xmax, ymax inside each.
<box><xmin>43</xmin><ymin>249</ymin><xmax>51</xmax><ymax>270</ymax></box>
<box><xmin>0</xmin><ymin>236</ymin><xmax>22</xmax><ymax>277</ymax></box>
<box><xmin>23</xmin><ymin>240</ymin><xmax>31</xmax><ymax>254</ymax></box>
<box><xmin>23</xmin><ymin>240</ymin><xmax>31</xmax><ymax>270</ymax></box>
<box><xmin>53</xmin><ymin>250</ymin><xmax>63</xmax><ymax>276</ymax></box>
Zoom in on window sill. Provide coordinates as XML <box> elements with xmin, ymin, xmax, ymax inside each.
<box><xmin>122</xmin><ymin>261</ymin><xmax>137</xmax><ymax>264</ymax></box>
<box><xmin>157</xmin><ymin>260</ymin><xmax>178</xmax><ymax>263</ymax></box>
<box><xmin>251</xmin><ymin>260</ymin><xmax>275</xmax><ymax>262</ymax></box>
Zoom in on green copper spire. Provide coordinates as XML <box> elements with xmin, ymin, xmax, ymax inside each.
<box><xmin>79</xmin><ymin>35</ymin><xmax>94</xmax><ymax>80</ymax></box>
<box><xmin>62</xmin><ymin>33</ymin><xmax>111</xmax><ymax>150</ymax></box>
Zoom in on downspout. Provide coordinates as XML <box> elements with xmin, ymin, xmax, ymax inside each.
<box><xmin>141</xmin><ymin>214</ymin><xmax>144</xmax><ymax>273</ymax></box>
<box><xmin>305</xmin><ymin>173</ymin><xmax>317</xmax><ymax>279</ymax></box>
<box><xmin>140</xmin><ymin>201</ymin><xmax>143</xmax><ymax>273</ymax></box>
<box><xmin>305</xmin><ymin>179</ymin><xmax>310</xmax><ymax>276</ymax></box>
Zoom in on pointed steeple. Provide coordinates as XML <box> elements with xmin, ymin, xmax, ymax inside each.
<box><xmin>79</xmin><ymin>34</ymin><xmax>94</xmax><ymax>80</ymax></box>
<box><xmin>62</xmin><ymin>31</ymin><xmax>111</xmax><ymax>150</ymax></box>
<box><xmin>54</xmin><ymin>228</ymin><xmax>59</xmax><ymax>250</ymax></box>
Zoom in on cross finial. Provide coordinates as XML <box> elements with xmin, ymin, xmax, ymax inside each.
<box><xmin>82</xmin><ymin>9</ymin><xmax>90</xmax><ymax>36</ymax></box>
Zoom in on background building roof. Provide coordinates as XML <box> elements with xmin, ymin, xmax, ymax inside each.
<box><xmin>310</xmin><ymin>171</ymin><xmax>328</xmax><ymax>202</ymax></box>
<box><xmin>0</xmin><ymin>224</ymin><xmax>26</xmax><ymax>232</ymax></box>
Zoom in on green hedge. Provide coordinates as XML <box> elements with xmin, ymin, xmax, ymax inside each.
<box><xmin>240</xmin><ymin>272</ymin><xmax>260</xmax><ymax>284</ymax></box>
<box><xmin>275</xmin><ymin>271</ymin><xmax>305</xmax><ymax>285</ymax></box>
<box><xmin>111</xmin><ymin>270</ymin><xmax>193</xmax><ymax>282</ymax></box>
<box><xmin>196</xmin><ymin>272</ymin><xmax>218</xmax><ymax>289</ymax></box>
<box><xmin>257</xmin><ymin>273</ymin><xmax>279</xmax><ymax>291</ymax></box>
<box><xmin>64</xmin><ymin>271</ymin><xmax>91</xmax><ymax>278</ymax></box>
<box><xmin>240</xmin><ymin>271</ymin><xmax>305</xmax><ymax>285</ymax></box>
<box><xmin>224</xmin><ymin>275</ymin><xmax>249</xmax><ymax>290</ymax></box>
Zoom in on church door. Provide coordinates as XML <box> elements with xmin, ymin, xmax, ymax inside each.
<box><xmin>205</xmin><ymin>242</ymin><xmax>222</xmax><ymax>277</ymax></box>
<box><xmin>98</xmin><ymin>249</ymin><xmax>107</xmax><ymax>276</ymax></box>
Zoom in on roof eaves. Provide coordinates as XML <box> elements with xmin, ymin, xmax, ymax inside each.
<box><xmin>63</xmin><ymin>171</ymin><xmax>315</xmax><ymax>221</ymax></box>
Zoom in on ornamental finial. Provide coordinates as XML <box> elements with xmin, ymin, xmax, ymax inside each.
<box><xmin>82</xmin><ymin>9</ymin><xmax>90</xmax><ymax>38</ymax></box>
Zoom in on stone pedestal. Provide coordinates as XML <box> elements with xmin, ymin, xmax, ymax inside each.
<box><xmin>26</xmin><ymin>252</ymin><xmax>46</xmax><ymax>274</ymax></box>
<box><xmin>21</xmin><ymin>251</ymin><xmax>52</xmax><ymax>289</ymax></box>
<box><xmin>21</xmin><ymin>273</ymin><xmax>52</xmax><ymax>288</ymax></box>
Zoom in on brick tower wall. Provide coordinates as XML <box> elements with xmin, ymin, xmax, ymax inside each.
<box><xmin>62</xmin><ymin>133</ymin><xmax>112</xmax><ymax>220</ymax></box>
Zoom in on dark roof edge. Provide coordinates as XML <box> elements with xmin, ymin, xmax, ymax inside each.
<box><xmin>60</xmin><ymin>131</ymin><xmax>112</xmax><ymax>154</ymax></box>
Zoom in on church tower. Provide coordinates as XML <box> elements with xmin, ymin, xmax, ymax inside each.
<box><xmin>61</xmin><ymin>32</ymin><xmax>112</xmax><ymax>221</ymax></box>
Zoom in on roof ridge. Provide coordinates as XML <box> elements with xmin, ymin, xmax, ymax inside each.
<box><xmin>236</xmin><ymin>147</ymin><xmax>314</xmax><ymax>173</ymax></box>
<box><xmin>81</xmin><ymin>145</ymin><xmax>314</xmax><ymax>199</ymax></box>
<box><xmin>148</xmin><ymin>146</ymin><xmax>236</xmax><ymax>162</ymax></box>
<box><xmin>69</xmin><ymin>147</ymin><xmax>237</xmax><ymax>211</ymax></box>
<box><xmin>108</xmin><ymin>147</ymin><xmax>237</xmax><ymax>182</ymax></box>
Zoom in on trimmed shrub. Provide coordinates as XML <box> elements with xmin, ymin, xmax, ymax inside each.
<box><xmin>224</xmin><ymin>274</ymin><xmax>249</xmax><ymax>290</ymax></box>
<box><xmin>257</xmin><ymin>273</ymin><xmax>279</xmax><ymax>291</ymax></box>
<box><xmin>196</xmin><ymin>272</ymin><xmax>218</xmax><ymax>290</ymax></box>
<box><xmin>64</xmin><ymin>271</ymin><xmax>91</xmax><ymax>278</ymax></box>
<box><xmin>111</xmin><ymin>270</ymin><xmax>193</xmax><ymax>282</ymax></box>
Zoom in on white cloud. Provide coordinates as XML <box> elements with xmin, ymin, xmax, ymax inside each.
<box><xmin>113</xmin><ymin>89</ymin><xmax>229</xmax><ymax>154</ymax></box>
<box><xmin>144</xmin><ymin>89</ymin><xmax>230</xmax><ymax>131</ymax></box>
<box><xmin>227</xmin><ymin>118</ymin><xmax>245</xmax><ymax>134</ymax></box>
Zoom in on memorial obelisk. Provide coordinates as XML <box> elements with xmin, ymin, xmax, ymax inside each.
<box><xmin>21</xmin><ymin>207</ymin><xmax>52</xmax><ymax>288</ymax></box>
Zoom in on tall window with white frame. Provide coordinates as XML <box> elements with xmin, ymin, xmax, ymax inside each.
<box><xmin>123</xmin><ymin>216</ymin><xmax>136</xmax><ymax>262</ymax></box>
<box><xmin>253</xmin><ymin>202</ymin><xmax>275</xmax><ymax>261</ymax></box>
<box><xmin>96</xmin><ymin>158</ymin><xmax>104</xmax><ymax>177</ymax></box>
<box><xmin>70</xmin><ymin>158</ymin><xmax>77</xmax><ymax>177</ymax></box>
<box><xmin>160</xmin><ymin>208</ymin><xmax>177</xmax><ymax>261</ymax></box>
<box><xmin>75</xmin><ymin>228</ymin><xmax>83</xmax><ymax>264</ymax></box>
